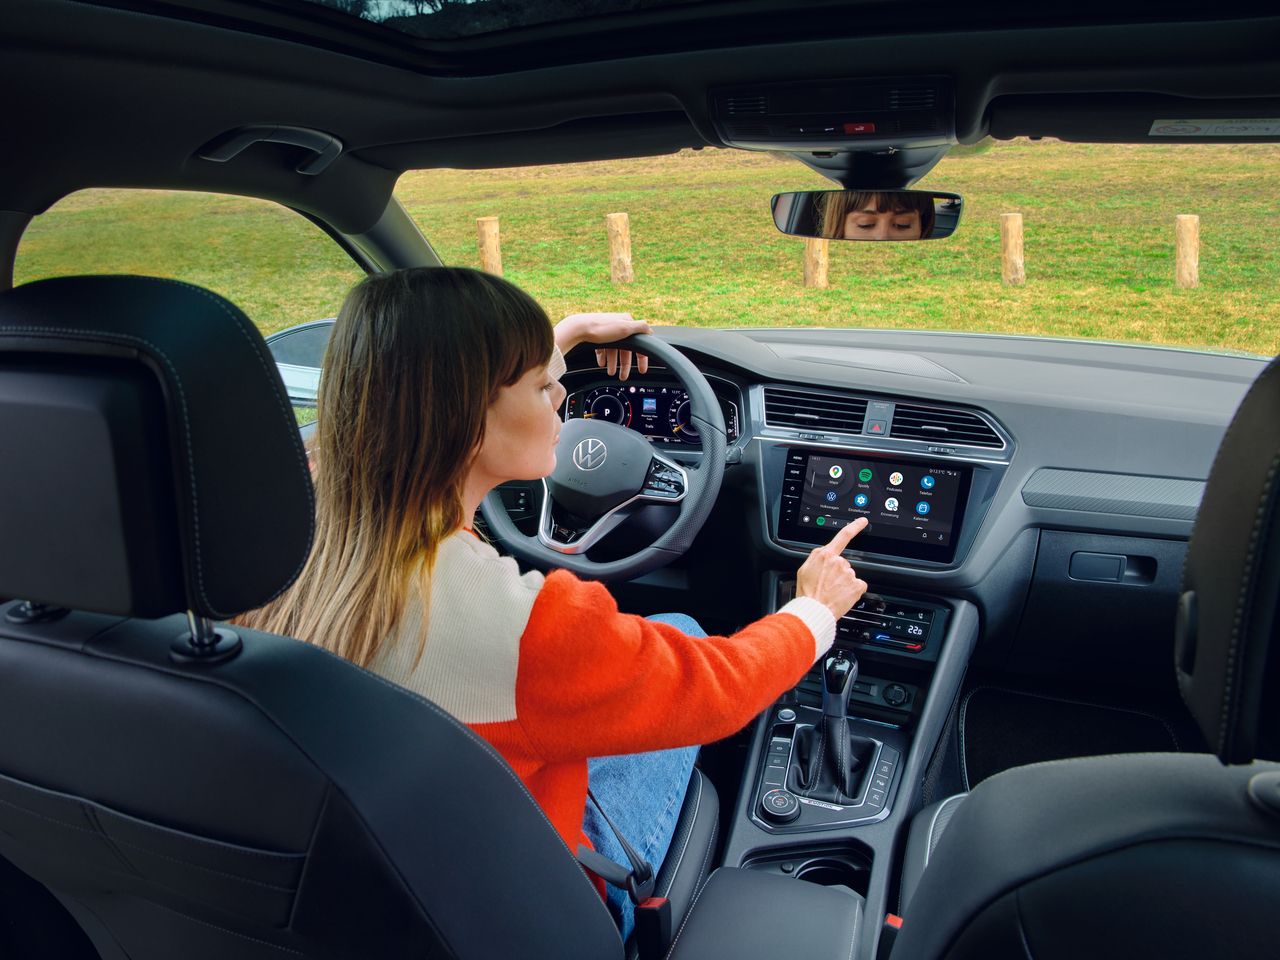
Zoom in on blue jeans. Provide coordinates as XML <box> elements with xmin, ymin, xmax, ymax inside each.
<box><xmin>583</xmin><ymin>612</ymin><xmax>704</xmax><ymax>940</ymax></box>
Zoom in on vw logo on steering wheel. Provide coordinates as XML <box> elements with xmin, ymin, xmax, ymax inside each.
<box><xmin>572</xmin><ymin>438</ymin><xmax>608</xmax><ymax>471</ymax></box>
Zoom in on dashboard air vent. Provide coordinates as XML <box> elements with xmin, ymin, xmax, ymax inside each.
<box><xmin>726</xmin><ymin>95</ymin><xmax>767</xmax><ymax>115</ymax></box>
<box><xmin>764</xmin><ymin>387</ymin><xmax>868</xmax><ymax>434</ymax></box>
<box><xmin>889</xmin><ymin>87</ymin><xmax>937</xmax><ymax>110</ymax></box>
<box><xmin>890</xmin><ymin>404</ymin><xmax>1002</xmax><ymax>448</ymax></box>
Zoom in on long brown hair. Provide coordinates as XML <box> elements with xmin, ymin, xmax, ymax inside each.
<box><xmin>239</xmin><ymin>267</ymin><xmax>553</xmax><ymax>667</ymax></box>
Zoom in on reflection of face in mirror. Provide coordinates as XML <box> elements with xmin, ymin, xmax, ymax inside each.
<box><xmin>844</xmin><ymin>207</ymin><xmax>921</xmax><ymax>240</ymax></box>
<box><xmin>821</xmin><ymin>191</ymin><xmax>936</xmax><ymax>242</ymax></box>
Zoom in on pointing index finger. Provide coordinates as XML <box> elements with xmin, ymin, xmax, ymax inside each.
<box><xmin>826</xmin><ymin>516</ymin><xmax>869</xmax><ymax>552</ymax></box>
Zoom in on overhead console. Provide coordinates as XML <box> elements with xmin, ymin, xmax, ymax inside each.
<box><xmin>709</xmin><ymin>76</ymin><xmax>955</xmax><ymax>152</ymax></box>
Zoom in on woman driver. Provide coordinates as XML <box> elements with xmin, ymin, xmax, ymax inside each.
<box><xmin>820</xmin><ymin>190</ymin><xmax>936</xmax><ymax>241</ymax></box>
<box><xmin>240</xmin><ymin>267</ymin><xmax>869</xmax><ymax>937</ymax></box>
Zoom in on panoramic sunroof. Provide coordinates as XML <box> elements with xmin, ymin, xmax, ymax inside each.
<box><xmin>294</xmin><ymin>0</ymin><xmax>716</xmax><ymax>39</ymax></box>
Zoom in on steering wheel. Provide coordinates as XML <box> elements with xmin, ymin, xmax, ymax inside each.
<box><xmin>480</xmin><ymin>334</ymin><xmax>726</xmax><ymax>580</ymax></box>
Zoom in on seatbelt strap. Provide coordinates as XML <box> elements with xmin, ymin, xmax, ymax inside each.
<box><xmin>575</xmin><ymin>787</ymin><xmax>655</xmax><ymax>905</ymax></box>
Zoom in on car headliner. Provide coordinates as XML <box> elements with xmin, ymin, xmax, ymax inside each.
<box><xmin>2</xmin><ymin>1</ymin><xmax>1279</xmax><ymax>241</ymax></box>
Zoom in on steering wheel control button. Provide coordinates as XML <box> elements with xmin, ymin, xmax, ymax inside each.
<box><xmin>761</xmin><ymin>789</ymin><xmax>800</xmax><ymax>823</ymax></box>
<box><xmin>642</xmin><ymin>460</ymin><xmax>686</xmax><ymax>499</ymax></box>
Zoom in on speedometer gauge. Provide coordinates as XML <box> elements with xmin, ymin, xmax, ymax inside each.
<box><xmin>666</xmin><ymin>393</ymin><xmax>700</xmax><ymax>441</ymax></box>
<box><xmin>582</xmin><ymin>387</ymin><xmax>632</xmax><ymax>426</ymax></box>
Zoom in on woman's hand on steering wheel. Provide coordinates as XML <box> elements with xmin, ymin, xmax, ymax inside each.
<box><xmin>555</xmin><ymin>312</ymin><xmax>652</xmax><ymax>380</ymax></box>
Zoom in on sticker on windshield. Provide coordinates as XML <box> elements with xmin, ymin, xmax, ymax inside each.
<box><xmin>1150</xmin><ymin>119</ymin><xmax>1280</xmax><ymax>137</ymax></box>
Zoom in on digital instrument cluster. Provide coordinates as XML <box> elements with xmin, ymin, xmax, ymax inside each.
<box><xmin>563</xmin><ymin>381</ymin><xmax>740</xmax><ymax>447</ymax></box>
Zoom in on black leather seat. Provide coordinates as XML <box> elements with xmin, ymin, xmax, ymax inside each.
<box><xmin>0</xmin><ymin>275</ymin><xmax>717</xmax><ymax>959</ymax></box>
<box><xmin>893</xmin><ymin>356</ymin><xmax>1280</xmax><ymax>960</ymax></box>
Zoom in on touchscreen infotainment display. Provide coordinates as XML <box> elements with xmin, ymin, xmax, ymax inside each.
<box><xmin>778</xmin><ymin>448</ymin><xmax>972</xmax><ymax>563</ymax></box>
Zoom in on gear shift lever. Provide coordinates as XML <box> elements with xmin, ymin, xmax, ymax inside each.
<box><xmin>823</xmin><ymin>652</ymin><xmax>858</xmax><ymax>719</ymax></box>
<box><xmin>788</xmin><ymin>651</ymin><xmax>875</xmax><ymax>804</ymax></box>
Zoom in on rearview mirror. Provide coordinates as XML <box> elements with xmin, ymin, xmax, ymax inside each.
<box><xmin>771</xmin><ymin>189</ymin><xmax>962</xmax><ymax>241</ymax></box>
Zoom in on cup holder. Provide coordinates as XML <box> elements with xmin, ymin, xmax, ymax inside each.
<box><xmin>793</xmin><ymin>859</ymin><xmax>861</xmax><ymax>889</ymax></box>
<box><xmin>741</xmin><ymin>844</ymin><xmax>871</xmax><ymax>898</ymax></box>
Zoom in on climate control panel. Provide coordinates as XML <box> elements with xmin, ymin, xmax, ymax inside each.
<box><xmin>837</xmin><ymin>595</ymin><xmax>936</xmax><ymax>653</ymax></box>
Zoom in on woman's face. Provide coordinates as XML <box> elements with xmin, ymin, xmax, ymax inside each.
<box><xmin>842</xmin><ymin>206</ymin><xmax>923</xmax><ymax>241</ymax></box>
<box><xmin>471</xmin><ymin>362</ymin><xmax>567</xmax><ymax>487</ymax></box>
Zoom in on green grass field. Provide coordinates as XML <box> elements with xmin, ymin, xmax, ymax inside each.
<box><xmin>15</xmin><ymin>139</ymin><xmax>1280</xmax><ymax>355</ymax></box>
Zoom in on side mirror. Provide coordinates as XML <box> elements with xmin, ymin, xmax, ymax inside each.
<box><xmin>771</xmin><ymin>189</ymin><xmax>962</xmax><ymax>241</ymax></box>
<box><xmin>264</xmin><ymin>318</ymin><xmax>334</xmax><ymax>412</ymax></box>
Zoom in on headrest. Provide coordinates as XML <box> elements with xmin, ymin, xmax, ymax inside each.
<box><xmin>1177</xmin><ymin>354</ymin><xmax>1280</xmax><ymax>764</ymax></box>
<box><xmin>0</xmin><ymin>276</ymin><xmax>314</xmax><ymax>619</ymax></box>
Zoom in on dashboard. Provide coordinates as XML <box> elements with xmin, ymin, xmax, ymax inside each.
<box><xmin>553</xmin><ymin>328</ymin><xmax>1260</xmax><ymax>584</ymax></box>
<box><xmin>508</xmin><ymin>327</ymin><xmax>1262</xmax><ymax>684</ymax></box>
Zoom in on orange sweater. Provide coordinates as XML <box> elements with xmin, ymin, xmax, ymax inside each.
<box><xmin>371</xmin><ymin>530</ymin><xmax>835</xmax><ymax>856</ymax></box>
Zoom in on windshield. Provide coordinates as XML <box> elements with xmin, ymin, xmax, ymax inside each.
<box><xmin>397</xmin><ymin>139</ymin><xmax>1279</xmax><ymax>357</ymax></box>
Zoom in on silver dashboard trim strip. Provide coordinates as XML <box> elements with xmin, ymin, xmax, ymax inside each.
<box><xmin>750</xmin><ymin>434</ymin><xmax>1010</xmax><ymax>468</ymax></box>
<box><xmin>536</xmin><ymin>449</ymin><xmax>689</xmax><ymax>555</ymax></box>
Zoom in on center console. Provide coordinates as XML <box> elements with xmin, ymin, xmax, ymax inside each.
<box><xmin>751</xmin><ymin>591</ymin><xmax>948</xmax><ymax>837</ymax></box>
<box><xmin>719</xmin><ymin>572</ymin><xmax>980</xmax><ymax>960</ymax></box>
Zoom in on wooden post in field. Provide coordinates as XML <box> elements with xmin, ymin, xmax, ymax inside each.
<box><xmin>1001</xmin><ymin>213</ymin><xmax>1025</xmax><ymax>286</ymax></box>
<box><xmin>804</xmin><ymin>237</ymin><xmax>829</xmax><ymax>288</ymax></box>
<box><xmin>1176</xmin><ymin>214</ymin><xmax>1200</xmax><ymax>288</ymax></box>
<box><xmin>477</xmin><ymin>216</ymin><xmax>502</xmax><ymax>276</ymax></box>
<box><xmin>606</xmin><ymin>212</ymin><xmax>634</xmax><ymax>283</ymax></box>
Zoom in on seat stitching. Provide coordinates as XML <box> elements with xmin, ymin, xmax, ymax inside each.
<box><xmin>925</xmin><ymin>794</ymin><xmax>966</xmax><ymax>864</ymax></box>
<box><xmin>662</xmin><ymin>882</ymin><xmax>704</xmax><ymax>959</ymax></box>
<box><xmin>900</xmin><ymin>793</ymin><xmax>967</xmax><ymax>914</ymax></box>
<box><xmin>1220</xmin><ymin>453</ymin><xmax>1279</xmax><ymax>755</ymax></box>
<box><xmin>27</xmin><ymin>858</ymin><xmax>300</xmax><ymax>940</ymax></box>
<box><xmin>145</xmin><ymin>277</ymin><xmax>316</xmax><ymax>599</ymax></box>
<box><xmin>1178</xmin><ymin>355</ymin><xmax>1280</xmax><ymax>598</ymax></box>
<box><xmin>847</xmin><ymin>892</ymin><xmax>860</xmax><ymax>960</ymax></box>
<box><xmin>958</xmin><ymin>686</ymin><xmax>980</xmax><ymax>790</ymax></box>
<box><xmin>0</xmin><ymin>777</ymin><xmax>303</xmax><ymax>863</ymax></box>
<box><xmin>1014</xmin><ymin>888</ymin><xmax>1036</xmax><ymax>960</ymax></box>
<box><xmin>663</xmin><ymin>807</ymin><xmax>718</xmax><ymax>959</ymax></box>
<box><xmin>656</xmin><ymin>773</ymin><xmax>701</xmax><ymax>899</ymax></box>
<box><xmin>694</xmin><ymin>808</ymin><xmax>717</xmax><ymax>893</ymax></box>
<box><xmin>154</xmin><ymin>901</ymin><xmax>307</xmax><ymax>956</ymax></box>
<box><xmin>0</xmin><ymin>796</ymin><xmax>299</xmax><ymax>891</ymax></box>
